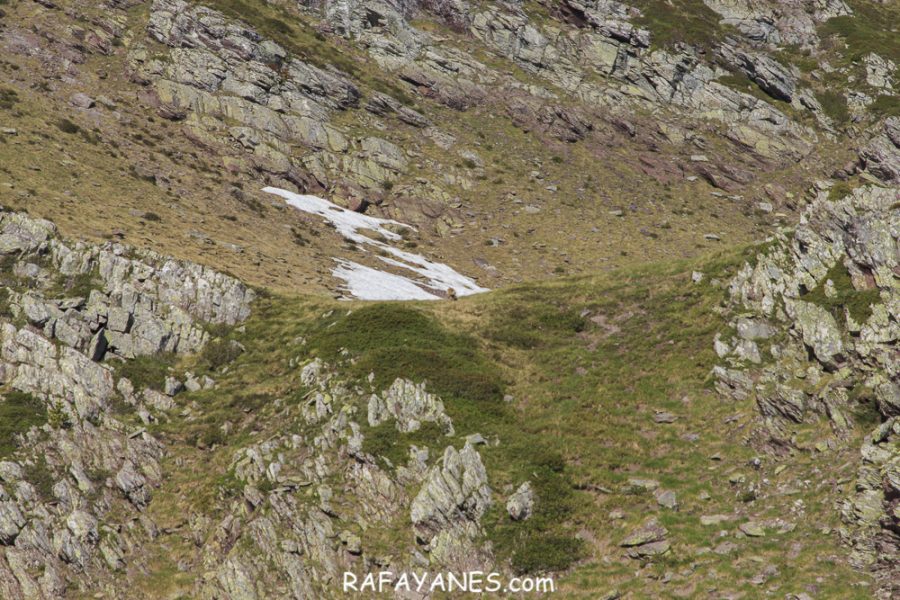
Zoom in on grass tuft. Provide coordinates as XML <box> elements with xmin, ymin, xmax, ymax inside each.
<box><xmin>0</xmin><ymin>390</ymin><xmax>46</xmax><ymax>457</ymax></box>
<box><xmin>800</xmin><ymin>261</ymin><xmax>881</xmax><ymax>324</ymax></box>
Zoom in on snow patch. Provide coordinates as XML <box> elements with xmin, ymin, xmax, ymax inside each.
<box><xmin>332</xmin><ymin>260</ymin><xmax>441</xmax><ymax>301</ymax></box>
<box><xmin>263</xmin><ymin>187</ymin><xmax>488</xmax><ymax>301</ymax></box>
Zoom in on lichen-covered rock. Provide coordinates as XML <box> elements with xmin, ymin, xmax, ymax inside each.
<box><xmin>703</xmin><ymin>0</ymin><xmax>850</xmax><ymax>46</ymax></box>
<box><xmin>0</xmin><ymin>502</ymin><xmax>26</xmax><ymax>545</ymax></box>
<box><xmin>367</xmin><ymin>378</ymin><xmax>455</xmax><ymax>435</ymax></box>
<box><xmin>720</xmin><ymin>45</ymin><xmax>797</xmax><ymax>102</ymax></box>
<box><xmin>410</xmin><ymin>443</ymin><xmax>491</xmax><ymax>544</ymax></box>
<box><xmin>0</xmin><ymin>210</ymin><xmax>255</xmax><ymax>361</ymax></box>
<box><xmin>860</xmin><ymin>118</ymin><xmax>900</xmax><ymax>185</ymax></box>
<box><xmin>0</xmin><ymin>209</ymin><xmax>254</xmax><ymax>599</ymax></box>
<box><xmin>506</xmin><ymin>481</ymin><xmax>534</xmax><ymax>521</ymax></box>
<box><xmin>716</xmin><ymin>182</ymin><xmax>899</xmax><ymax>592</ymax></box>
<box><xmin>790</xmin><ymin>300</ymin><xmax>844</xmax><ymax>366</ymax></box>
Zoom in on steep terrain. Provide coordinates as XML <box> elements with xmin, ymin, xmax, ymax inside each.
<box><xmin>1</xmin><ymin>0</ymin><xmax>896</xmax><ymax>296</ymax></box>
<box><xmin>0</xmin><ymin>0</ymin><xmax>897</xmax><ymax>598</ymax></box>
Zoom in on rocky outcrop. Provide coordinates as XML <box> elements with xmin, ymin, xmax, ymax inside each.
<box><xmin>295</xmin><ymin>0</ymin><xmax>815</xmax><ymax>163</ymax></box>
<box><xmin>410</xmin><ymin>443</ymin><xmax>491</xmax><ymax>543</ymax></box>
<box><xmin>196</xmin><ymin>360</ymin><xmax>496</xmax><ymax>597</ymax></box>
<box><xmin>367</xmin><ymin>378</ymin><xmax>455</xmax><ymax>435</ymax></box>
<box><xmin>506</xmin><ymin>481</ymin><xmax>534</xmax><ymax>521</ymax></box>
<box><xmin>0</xmin><ymin>211</ymin><xmax>254</xmax><ymax>360</ymax></box>
<box><xmin>864</xmin><ymin>53</ymin><xmax>895</xmax><ymax>92</ymax></box>
<box><xmin>860</xmin><ymin>118</ymin><xmax>900</xmax><ymax>185</ymax></box>
<box><xmin>0</xmin><ymin>210</ymin><xmax>254</xmax><ymax>598</ymax></box>
<box><xmin>703</xmin><ymin>0</ymin><xmax>851</xmax><ymax>46</ymax></box>
<box><xmin>715</xmin><ymin>183</ymin><xmax>899</xmax><ymax>593</ymax></box>
<box><xmin>720</xmin><ymin>44</ymin><xmax>797</xmax><ymax>102</ymax></box>
<box><xmin>134</xmin><ymin>0</ymin><xmax>419</xmax><ymax>193</ymax></box>
<box><xmin>841</xmin><ymin>416</ymin><xmax>900</xmax><ymax>591</ymax></box>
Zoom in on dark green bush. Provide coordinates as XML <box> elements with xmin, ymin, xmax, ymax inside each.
<box><xmin>816</xmin><ymin>90</ymin><xmax>850</xmax><ymax>124</ymax></box>
<box><xmin>801</xmin><ymin>261</ymin><xmax>882</xmax><ymax>323</ymax></box>
<box><xmin>200</xmin><ymin>339</ymin><xmax>244</xmax><ymax>372</ymax></box>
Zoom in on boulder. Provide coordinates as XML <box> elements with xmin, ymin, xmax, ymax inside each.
<box><xmin>791</xmin><ymin>301</ymin><xmax>843</xmax><ymax>366</ymax></box>
<box><xmin>506</xmin><ymin>482</ymin><xmax>534</xmax><ymax>521</ymax></box>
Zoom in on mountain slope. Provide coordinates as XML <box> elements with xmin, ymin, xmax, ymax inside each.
<box><xmin>0</xmin><ymin>0</ymin><xmax>897</xmax><ymax>598</ymax></box>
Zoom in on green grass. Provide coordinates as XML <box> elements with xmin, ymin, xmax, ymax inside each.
<box><xmin>800</xmin><ymin>261</ymin><xmax>882</xmax><ymax>323</ymax></box>
<box><xmin>0</xmin><ymin>390</ymin><xmax>46</xmax><ymax>457</ymax></box>
<box><xmin>361</xmin><ymin>420</ymin><xmax>445</xmax><ymax>467</ymax></box>
<box><xmin>0</xmin><ymin>88</ymin><xmax>18</xmax><ymax>111</ymax></box>
<box><xmin>819</xmin><ymin>2</ymin><xmax>900</xmax><ymax>64</ymax></box>
<box><xmin>23</xmin><ymin>455</ymin><xmax>55</xmax><ymax>501</ymax></box>
<box><xmin>828</xmin><ymin>180</ymin><xmax>856</xmax><ymax>202</ymax></box>
<box><xmin>816</xmin><ymin>89</ymin><xmax>850</xmax><ymax>124</ymax></box>
<box><xmin>46</xmin><ymin>270</ymin><xmax>99</xmax><ymax>298</ymax></box>
<box><xmin>112</xmin><ymin>353</ymin><xmax>177</xmax><ymax>392</ymax></box>
<box><xmin>632</xmin><ymin>0</ymin><xmax>732</xmax><ymax>50</ymax></box>
<box><xmin>870</xmin><ymin>94</ymin><xmax>900</xmax><ymax>118</ymax></box>
<box><xmin>132</xmin><ymin>244</ymin><xmax>875</xmax><ymax>594</ymax></box>
<box><xmin>0</xmin><ymin>287</ymin><xmax>13</xmax><ymax>318</ymax></box>
<box><xmin>304</xmin><ymin>303</ymin><xmax>503</xmax><ymax>403</ymax></box>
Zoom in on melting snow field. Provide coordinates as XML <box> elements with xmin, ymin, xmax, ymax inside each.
<box><xmin>263</xmin><ymin>187</ymin><xmax>488</xmax><ymax>301</ymax></box>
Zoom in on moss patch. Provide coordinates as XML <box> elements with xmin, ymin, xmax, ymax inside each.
<box><xmin>800</xmin><ymin>261</ymin><xmax>882</xmax><ymax>324</ymax></box>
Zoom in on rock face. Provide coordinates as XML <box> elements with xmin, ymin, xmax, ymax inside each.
<box><xmin>0</xmin><ymin>211</ymin><xmax>254</xmax><ymax>361</ymax></box>
<box><xmin>860</xmin><ymin>118</ymin><xmax>900</xmax><ymax>185</ymax></box>
<box><xmin>463</xmin><ymin>2</ymin><xmax>816</xmax><ymax>160</ymax></box>
<box><xmin>715</xmin><ymin>183</ymin><xmax>899</xmax><ymax>593</ymax></box>
<box><xmin>367</xmin><ymin>378</ymin><xmax>455</xmax><ymax>435</ymax></box>
<box><xmin>410</xmin><ymin>443</ymin><xmax>491</xmax><ymax>544</ymax></box>
<box><xmin>720</xmin><ymin>45</ymin><xmax>797</xmax><ymax>102</ymax></box>
<box><xmin>135</xmin><ymin>0</ymin><xmax>418</xmax><ymax>194</ymax></box>
<box><xmin>204</xmin><ymin>361</ymin><xmax>496</xmax><ymax>598</ymax></box>
<box><xmin>0</xmin><ymin>209</ymin><xmax>254</xmax><ymax>598</ymax></box>
<box><xmin>703</xmin><ymin>0</ymin><xmax>851</xmax><ymax>46</ymax></box>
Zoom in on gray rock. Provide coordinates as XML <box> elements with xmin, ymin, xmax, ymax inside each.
<box><xmin>66</xmin><ymin>510</ymin><xmax>99</xmax><ymax>543</ymax></box>
<box><xmin>70</xmin><ymin>93</ymin><xmax>95</xmax><ymax>109</ymax></box>
<box><xmin>620</xmin><ymin>518</ymin><xmax>667</xmax><ymax>547</ymax></box>
<box><xmin>0</xmin><ymin>501</ymin><xmax>26</xmax><ymax>544</ymax></box>
<box><xmin>720</xmin><ymin>46</ymin><xmax>796</xmax><ymax>102</ymax></box>
<box><xmin>653</xmin><ymin>411</ymin><xmax>677</xmax><ymax>423</ymax></box>
<box><xmin>506</xmin><ymin>482</ymin><xmax>534</xmax><ymax>521</ymax></box>
<box><xmin>115</xmin><ymin>461</ymin><xmax>151</xmax><ymax>508</ymax></box>
<box><xmin>736</xmin><ymin>317</ymin><xmax>776</xmax><ymax>340</ymax></box>
<box><xmin>860</xmin><ymin>118</ymin><xmax>900</xmax><ymax>184</ymax></box>
<box><xmin>791</xmin><ymin>300</ymin><xmax>843</xmax><ymax>366</ymax></box>
<box><xmin>625</xmin><ymin>539</ymin><xmax>670</xmax><ymax>558</ymax></box>
<box><xmin>654</xmin><ymin>489</ymin><xmax>678</xmax><ymax>510</ymax></box>
<box><xmin>164</xmin><ymin>376</ymin><xmax>184</xmax><ymax>396</ymax></box>
<box><xmin>625</xmin><ymin>477</ymin><xmax>659</xmax><ymax>493</ymax></box>
<box><xmin>410</xmin><ymin>443</ymin><xmax>491</xmax><ymax>544</ymax></box>
<box><xmin>368</xmin><ymin>378</ymin><xmax>454</xmax><ymax>435</ymax></box>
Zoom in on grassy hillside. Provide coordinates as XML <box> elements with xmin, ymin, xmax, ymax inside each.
<box><xmin>115</xmin><ymin>245</ymin><xmax>872</xmax><ymax>597</ymax></box>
